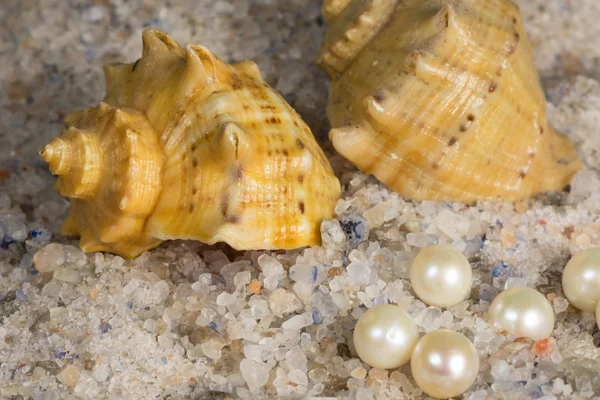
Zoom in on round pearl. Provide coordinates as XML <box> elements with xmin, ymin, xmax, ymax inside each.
<box><xmin>487</xmin><ymin>287</ymin><xmax>554</xmax><ymax>340</ymax></box>
<box><xmin>562</xmin><ymin>248</ymin><xmax>600</xmax><ymax>312</ymax></box>
<box><xmin>410</xmin><ymin>245</ymin><xmax>473</xmax><ymax>307</ymax></box>
<box><xmin>411</xmin><ymin>329</ymin><xmax>479</xmax><ymax>399</ymax></box>
<box><xmin>353</xmin><ymin>304</ymin><xmax>419</xmax><ymax>369</ymax></box>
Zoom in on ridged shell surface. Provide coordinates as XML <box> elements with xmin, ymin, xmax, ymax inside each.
<box><xmin>41</xmin><ymin>29</ymin><xmax>341</xmax><ymax>258</ymax></box>
<box><xmin>318</xmin><ymin>0</ymin><xmax>581</xmax><ymax>202</ymax></box>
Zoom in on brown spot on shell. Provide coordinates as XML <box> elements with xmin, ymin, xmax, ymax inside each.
<box><xmin>298</xmin><ymin>174</ymin><xmax>304</xmax><ymax>183</ymax></box>
<box><xmin>220</xmin><ymin>195</ymin><xmax>228</xmax><ymax>217</ymax></box>
<box><xmin>459</xmin><ymin>125</ymin><xmax>467</xmax><ymax>132</ymax></box>
<box><xmin>489</xmin><ymin>82</ymin><xmax>497</xmax><ymax>92</ymax></box>
<box><xmin>224</xmin><ymin>215</ymin><xmax>240</xmax><ymax>224</ymax></box>
<box><xmin>192</xmin><ymin>158</ymin><xmax>198</xmax><ymax>168</ymax></box>
<box><xmin>448</xmin><ymin>136</ymin><xmax>457</xmax><ymax>146</ymax></box>
<box><xmin>189</xmin><ymin>204</ymin><xmax>195</xmax><ymax>212</ymax></box>
<box><xmin>467</xmin><ymin>114</ymin><xmax>475</xmax><ymax>122</ymax></box>
<box><xmin>296</xmin><ymin>139</ymin><xmax>305</xmax><ymax>149</ymax></box>
<box><xmin>231</xmin><ymin>76</ymin><xmax>243</xmax><ymax>90</ymax></box>
<box><xmin>192</xmin><ymin>187</ymin><xmax>198</xmax><ymax>195</ymax></box>
<box><xmin>432</xmin><ymin>162</ymin><xmax>440</xmax><ymax>169</ymax></box>
<box><xmin>283</xmin><ymin>149</ymin><xmax>289</xmax><ymax>157</ymax></box>
<box><xmin>299</xmin><ymin>201</ymin><xmax>305</xmax><ymax>214</ymax></box>
<box><xmin>519</xmin><ymin>171</ymin><xmax>526</xmax><ymax>179</ymax></box>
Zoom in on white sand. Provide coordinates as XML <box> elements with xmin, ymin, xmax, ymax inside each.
<box><xmin>1</xmin><ymin>1</ymin><xmax>600</xmax><ymax>399</ymax></box>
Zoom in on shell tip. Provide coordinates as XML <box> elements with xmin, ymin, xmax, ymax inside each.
<box><xmin>233</xmin><ymin>59</ymin><xmax>262</xmax><ymax>80</ymax></box>
<box><xmin>438</xmin><ymin>4</ymin><xmax>458</xmax><ymax>28</ymax></box>
<box><xmin>216</xmin><ymin>123</ymin><xmax>250</xmax><ymax>161</ymax></box>
<box><xmin>141</xmin><ymin>29</ymin><xmax>184</xmax><ymax>59</ymax></box>
<box><xmin>322</xmin><ymin>0</ymin><xmax>352</xmax><ymax>21</ymax></box>
<box><xmin>330</xmin><ymin>125</ymin><xmax>373</xmax><ymax>156</ymax></box>
<box><xmin>40</xmin><ymin>138</ymin><xmax>70</xmax><ymax>176</ymax></box>
<box><xmin>185</xmin><ymin>44</ymin><xmax>227</xmax><ymax>87</ymax></box>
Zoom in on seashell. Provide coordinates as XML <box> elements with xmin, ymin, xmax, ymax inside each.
<box><xmin>318</xmin><ymin>0</ymin><xmax>581</xmax><ymax>202</ymax></box>
<box><xmin>41</xmin><ymin>29</ymin><xmax>341</xmax><ymax>259</ymax></box>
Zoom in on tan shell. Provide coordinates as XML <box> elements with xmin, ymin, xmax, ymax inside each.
<box><xmin>318</xmin><ymin>0</ymin><xmax>581</xmax><ymax>202</ymax></box>
<box><xmin>41</xmin><ymin>29</ymin><xmax>341</xmax><ymax>258</ymax></box>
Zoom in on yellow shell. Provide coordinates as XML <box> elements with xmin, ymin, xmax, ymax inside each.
<box><xmin>41</xmin><ymin>29</ymin><xmax>341</xmax><ymax>259</ymax></box>
<box><xmin>318</xmin><ymin>0</ymin><xmax>581</xmax><ymax>202</ymax></box>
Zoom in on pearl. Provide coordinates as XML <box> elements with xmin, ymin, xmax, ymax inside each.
<box><xmin>487</xmin><ymin>287</ymin><xmax>554</xmax><ymax>340</ymax></box>
<box><xmin>410</xmin><ymin>245</ymin><xmax>472</xmax><ymax>307</ymax></box>
<box><xmin>411</xmin><ymin>329</ymin><xmax>479</xmax><ymax>399</ymax></box>
<box><xmin>562</xmin><ymin>248</ymin><xmax>600</xmax><ymax>312</ymax></box>
<box><xmin>353</xmin><ymin>304</ymin><xmax>419</xmax><ymax>369</ymax></box>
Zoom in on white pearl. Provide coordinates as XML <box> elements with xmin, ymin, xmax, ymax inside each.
<box><xmin>353</xmin><ymin>304</ymin><xmax>419</xmax><ymax>369</ymax></box>
<box><xmin>487</xmin><ymin>287</ymin><xmax>554</xmax><ymax>340</ymax></box>
<box><xmin>562</xmin><ymin>248</ymin><xmax>600</xmax><ymax>312</ymax></box>
<box><xmin>411</xmin><ymin>329</ymin><xmax>479</xmax><ymax>399</ymax></box>
<box><xmin>410</xmin><ymin>245</ymin><xmax>472</xmax><ymax>307</ymax></box>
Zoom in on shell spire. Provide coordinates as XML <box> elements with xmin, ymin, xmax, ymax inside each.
<box><xmin>320</xmin><ymin>0</ymin><xmax>580</xmax><ymax>202</ymax></box>
<box><xmin>317</xmin><ymin>0</ymin><xmax>398</xmax><ymax>77</ymax></box>
<box><xmin>41</xmin><ymin>128</ymin><xmax>103</xmax><ymax>199</ymax></box>
<box><xmin>41</xmin><ymin>104</ymin><xmax>165</xmax><ymax>257</ymax></box>
<box><xmin>41</xmin><ymin>29</ymin><xmax>341</xmax><ymax>258</ymax></box>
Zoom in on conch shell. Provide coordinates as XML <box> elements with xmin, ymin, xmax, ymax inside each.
<box><xmin>318</xmin><ymin>0</ymin><xmax>581</xmax><ymax>202</ymax></box>
<box><xmin>41</xmin><ymin>29</ymin><xmax>341</xmax><ymax>258</ymax></box>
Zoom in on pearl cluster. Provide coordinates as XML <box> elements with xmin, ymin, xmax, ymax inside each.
<box><xmin>353</xmin><ymin>305</ymin><xmax>479</xmax><ymax>399</ymax></box>
<box><xmin>353</xmin><ymin>245</ymin><xmax>481</xmax><ymax>398</ymax></box>
<box><xmin>352</xmin><ymin>245</ymin><xmax>600</xmax><ymax>398</ymax></box>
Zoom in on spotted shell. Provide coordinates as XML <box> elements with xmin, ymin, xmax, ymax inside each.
<box><xmin>41</xmin><ymin>29</ymin><xmax>341</xmax><ymax>258</ymax></box>
<box><xmin>318</xmin><ymin>0</ymin><xmax>581</xmax><ymax>202</ymax></box>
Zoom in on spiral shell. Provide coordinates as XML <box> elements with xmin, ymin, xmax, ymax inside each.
<box><xmin>318</xmin><ymin>0</ymin><xmax>581</xmax><ymax>202</ymax></box>
<box><xmin>41</xmin><ymin>29</ymin><xmax>341</xmax><ymax>258</ymax></box>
